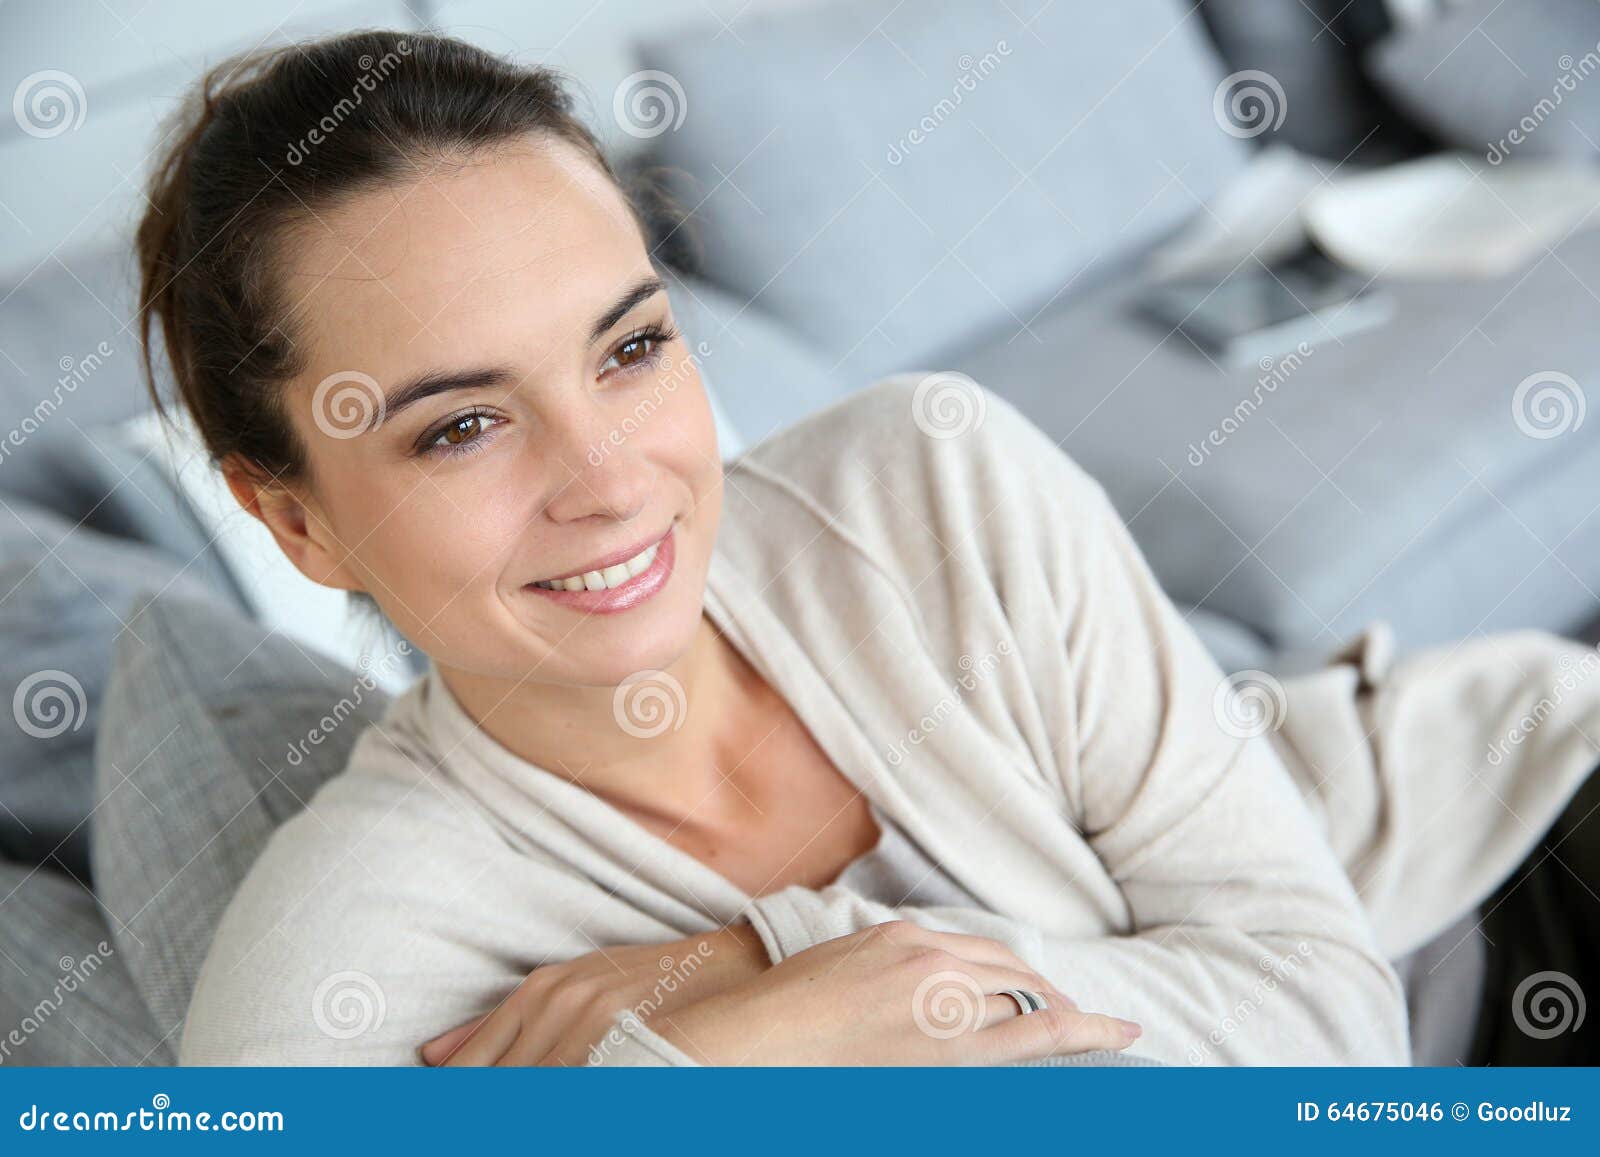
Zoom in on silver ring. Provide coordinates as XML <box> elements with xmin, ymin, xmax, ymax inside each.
<box><xmin>997</xmin><ymin>988</ymin><xmax>1048</xmax><ymax>1015</ymax></box>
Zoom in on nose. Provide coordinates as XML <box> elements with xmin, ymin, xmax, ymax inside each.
<box><xmin>538</xmin><ymin>401</ymin><xmax>657</xmax><ymax>526</ymax></box>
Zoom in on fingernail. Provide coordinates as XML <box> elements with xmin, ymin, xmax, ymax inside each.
<box><xmin>1120</xmin><ymin>1020</ymin><xmax>1142</xmax><ymax>1039</ymax></box>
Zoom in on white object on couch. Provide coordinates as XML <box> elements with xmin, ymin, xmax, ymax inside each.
<box><xmin>1302</xmin><ymin>153</ymin><xmax>1600</xmax><ymax>280</ymax></box>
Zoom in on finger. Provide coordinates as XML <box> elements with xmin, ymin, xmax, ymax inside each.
<box><xmin>438</xmin><ymin>1007</ymin><xmax>522</xmax><ymax>1067</ymax></box>
<box><xmin>983</xmin><ymin>1005</ymin><xmax>1142</xmax><ymax>1062</ymax></box>
<box><xmin>420</xmin><ymin>1015</ymin><xmax>484</xmax><ymax>1065</ymax></box>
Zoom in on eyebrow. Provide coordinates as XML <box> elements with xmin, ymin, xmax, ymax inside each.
<box><xmin>380</xmin><ymin>274</ymin><xmax>669</xmax><ymax>419</ymax></box>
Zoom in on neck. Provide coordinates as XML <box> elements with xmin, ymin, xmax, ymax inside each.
<box><xmin>436</xmin><ymin>612</ymin><xmax>756</xmax><ymax>820</ymax></box>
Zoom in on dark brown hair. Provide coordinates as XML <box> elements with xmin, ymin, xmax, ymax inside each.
<box><xmin>136</xmin><ymin>29</ymin><xmax>679</xmax><ymax>482</ymax></box>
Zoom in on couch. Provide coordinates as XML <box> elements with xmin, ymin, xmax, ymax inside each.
<box><xmin>3</xmin><ymin>0</ymin><xmax>1597</xmax><ymax>1066</ymax></box>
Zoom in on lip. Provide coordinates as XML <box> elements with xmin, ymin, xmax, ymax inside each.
<box><xmin>521</xmin><ymin>523</ymin><xmax>676</xmax><ymax>615</ymax></box>
<box><xmin>532</xmin><ymin>527</ymin><xmax>671</xmax><ymax>584</ymax></box>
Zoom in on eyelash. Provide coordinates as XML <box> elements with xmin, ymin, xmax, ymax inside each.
<box><xmin>415</xmin><ymin>322</ymin><xmax>680</xmax><ymax>459</ymax></box>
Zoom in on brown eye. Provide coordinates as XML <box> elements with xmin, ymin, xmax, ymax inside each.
<box><xmin>436</xmin><ymin>414</ymin><xmax>487</xmax><ymax>447</ymax></box>
<box><xmin>614</xmin><ymin>337</ymin><xmax>650</xmax><ymax>368</ymax></box>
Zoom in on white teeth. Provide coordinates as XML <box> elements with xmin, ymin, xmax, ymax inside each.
<box><xmin>534</xmin><ymin>541</ymin><xmax>660</xmax><ymax>592</ymax></box>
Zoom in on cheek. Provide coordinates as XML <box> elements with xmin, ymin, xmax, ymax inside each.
<box><xmin>636</xmin><ymin>370</ymin><xmax>721</xmax><ymax>479</ymax></box>
<box><xmin>326</xmin><ymin>469</ymin><xmax>524</xmax><ymax>619</ymax></box>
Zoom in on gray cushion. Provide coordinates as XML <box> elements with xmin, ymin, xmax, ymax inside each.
<box><xmin>638</xmin><ymin>0</ymin><xmax>1247</xmax><ymax>388</ymax></box>
<box><xmin>949</xmin><ymin>224</ymin><xmax>1600</xmax><ymax>654</ymax></box>
<box><xmin>1367</xmin><ymin>0</ymin><xmax>1600</xmax><ymax>163</ymax></box>
<box><xmin>0</xmin><ymin>859</ymin><xmax>162</xmax><ymax>1065</ymax></box>
<box><xmin>0</xmin><ymin>496</ymin><xmax>224</xmax><ymax>878</ymax></box>
<box><xmin>90</xmin><ymin>594</ymin><xmax>395</xmax><ymax>1060</ymax></box>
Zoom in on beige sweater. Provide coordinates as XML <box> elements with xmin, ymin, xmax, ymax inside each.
<box><xmin>179</xmin><ymin>375</ymin><xmax>1599</xmax><ymax>1067</ymax></box>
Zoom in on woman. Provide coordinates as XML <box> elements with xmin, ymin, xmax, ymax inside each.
<box><xmin>144</xmin><ymin>33</ymin><xmax>1586</xmax><ymax>1068</ymax></box>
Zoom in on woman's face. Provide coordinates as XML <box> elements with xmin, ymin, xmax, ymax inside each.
<box><xmin>269</xmin><ymin>138</ymin><xmax>723</xmax><ymax>688</ymax></box>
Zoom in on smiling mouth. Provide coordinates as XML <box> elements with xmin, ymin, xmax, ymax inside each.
<box><xmin>528</xmin><ymin>535</ymin><xmax>664</xmax><ymax>592</ymax></box>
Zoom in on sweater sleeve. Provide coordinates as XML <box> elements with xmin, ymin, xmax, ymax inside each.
<box><xmin>744</xmin><ymin>384</ymin><xmax>1410</xmax><ymax>1067</ymax></box>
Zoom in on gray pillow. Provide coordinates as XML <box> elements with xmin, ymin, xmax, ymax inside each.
<box><xmin>638</xmin><ymin>0</ymin><xmax>1247</xmax><ymax>387</ymax></box>
<box><xmin>0</xmin><ymin>859</ymin><xmax>162</xmax><ymax>1065</ymax></box>
<box><xmin>0</xmin><ymin>497</ymin><xmax>226</xmax><ymax>879</ymax></box>
<box><xmin>90</xmin><ymin>594</ymin><xmax>399</xmax><ymax>1060</ymax></box>
<box><xmin>1367</xmin><ymin>0</ymin><xmax>1600</xmax><ymax>163</ymax></box>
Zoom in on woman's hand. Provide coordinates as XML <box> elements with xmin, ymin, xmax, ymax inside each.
<box><xmin>419</xmin><ymin>922</ymin><xmax>768</xmax><ymax>1066</ymax></box>
<box><xmin>656</xmin><ymin>921</ymin><xmax>1141</xmax><ymax>1066</ymax></box>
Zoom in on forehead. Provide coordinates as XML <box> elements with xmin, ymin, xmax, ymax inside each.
<box><xmin>276</xmin><ymin>139</ymin><xmax>647</xmax><ymax>373</ymax></box>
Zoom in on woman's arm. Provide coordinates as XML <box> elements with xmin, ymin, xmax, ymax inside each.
<box><xmin>738</xmin><ymin>382</ymin><xmax>1410</xmax><ymax>1067</ymax></box>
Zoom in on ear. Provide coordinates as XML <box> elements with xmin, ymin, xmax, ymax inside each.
<box><xmin>221</xmin><ymin>453</ymin><xmax>367</xmax><ymax>593</ymax></box>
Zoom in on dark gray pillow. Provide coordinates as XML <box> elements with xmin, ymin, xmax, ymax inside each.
<box><xmin>0</xmin><ymin>496</ymin><xmax>226</xmax><ymax>879</ymax></box>
<box><xmin>1367</xmin><ymin>0</ymin><xmax>1600</xmax><ymax>163</ymax></box>
<box><xmin>89</xmin><ymin>594</ymin><xmax>398</xmax><ymax>1060</ymax></box>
